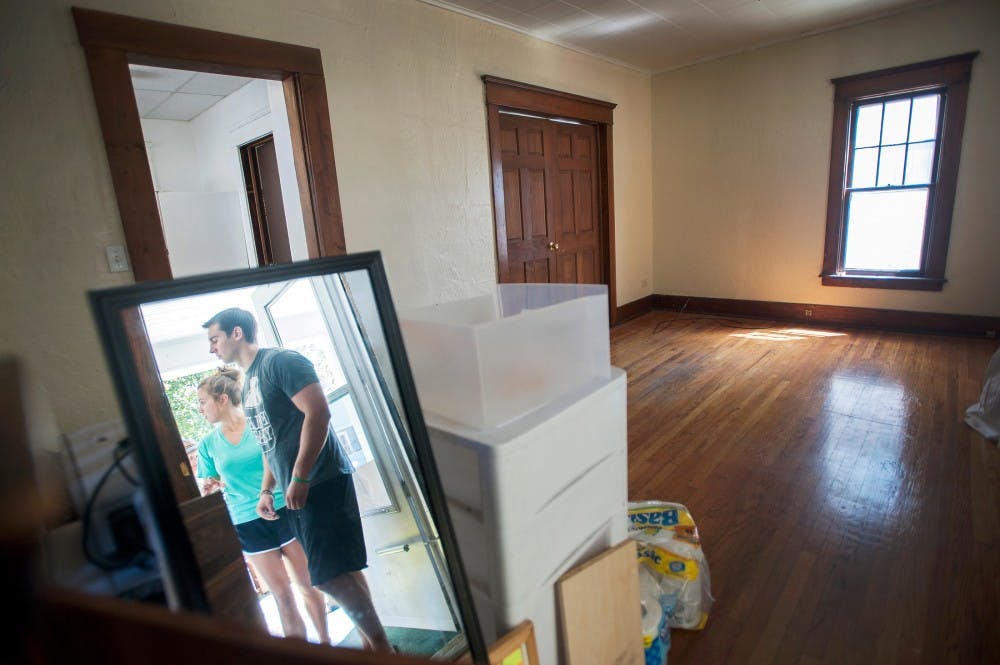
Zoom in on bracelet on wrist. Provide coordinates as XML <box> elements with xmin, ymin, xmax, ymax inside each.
<box><xmin>291</xmin><ymin>475</ymin><xmax>309</xmax><ymax>485</ymax></box>
<box><xmin>260</xmin><ymin>488</ymin><xmax>274</xmax><ymax>496</ymax></box>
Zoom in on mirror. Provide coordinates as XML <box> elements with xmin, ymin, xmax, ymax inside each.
<box><xmin>89</xmin><ymin>251</ymin><xmax>486</xmax><ymax>663</ymax></box>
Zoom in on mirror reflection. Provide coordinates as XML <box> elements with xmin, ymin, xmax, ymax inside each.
<box><xmin>96</xmin><ymin>262</ymin><xmax>479</xmax><ymax>661</ymax></box>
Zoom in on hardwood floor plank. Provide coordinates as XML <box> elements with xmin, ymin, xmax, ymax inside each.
<box><xmin>612</xmin><ymin>313</ymin><xmax>1000</xmax><ymax>664</ymax></box>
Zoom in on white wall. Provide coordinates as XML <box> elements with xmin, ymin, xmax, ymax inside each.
<box><xmin>651</xmin><ymin>0</ymin><xmax>1000</xmax><ymax>316</ymax></box>
<box><xmin>0</xmin><ymin>0</ymin><xmax>653</xmax><ymax>432</ymax></box>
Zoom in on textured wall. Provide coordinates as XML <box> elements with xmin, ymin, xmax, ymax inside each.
<box><xmin>651</xmin><ymin>0</ymin><xmax>1000</xmax><ymax>316</ymax></box>
<box><xmin>0</xmin><ymin>0</ymin><xmax>652</xmax><ymax>432</ymax></box>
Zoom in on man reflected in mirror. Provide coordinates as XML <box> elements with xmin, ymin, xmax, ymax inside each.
<box><xmin>204</xmin><ymin>308</ymin><xmax>393</xmax><ymax>653</ymax></box>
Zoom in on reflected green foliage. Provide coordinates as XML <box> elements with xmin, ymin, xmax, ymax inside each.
<box><xmin>163</xmin><ymin>368</ymin><xmax>215</xmax><ymax>444</ymax></box>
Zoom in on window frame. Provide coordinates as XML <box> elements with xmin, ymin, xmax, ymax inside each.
<box><xmin>821</xmin><ymin>52</ymin><xmax>977</xmax><ymax>291</ymax></box>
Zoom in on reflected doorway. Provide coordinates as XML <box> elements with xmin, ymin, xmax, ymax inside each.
<box><xmin>131</xmin><ymin>65</ymin><xmax>307</xmax><ymax>277</ymax></box>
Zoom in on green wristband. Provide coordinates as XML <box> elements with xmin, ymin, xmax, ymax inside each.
<box><xmin>291</xmin><ymin>476</ymin><xmax>309</xmax><ymax>485</ymax></box>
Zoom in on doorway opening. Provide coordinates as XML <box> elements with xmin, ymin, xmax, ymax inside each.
<box><xmin>483</xmin><ymin>76</ymin><xmax>618</xmax><ymax>321</ymax></box>
<box><xmin>130</xmin><ymin>64</ymin><xmax>308</xmax><ymax>277</ymax></box>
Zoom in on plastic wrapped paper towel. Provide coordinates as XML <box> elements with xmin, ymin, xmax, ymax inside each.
<box><xmin>639</xmin><ymin>565</ymin><xmax>671</xmax><ymax>665</ymax></box>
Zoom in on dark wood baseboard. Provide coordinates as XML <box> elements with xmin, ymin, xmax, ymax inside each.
<box><xmin>612</xmin><ymin>295</ymin><xmax>654</xmax><ymax>325</ymax></box>
<box><xmin>613</xmin><ymin>294</ymin><xmax>999</xmax><ymax>338</ymax></box>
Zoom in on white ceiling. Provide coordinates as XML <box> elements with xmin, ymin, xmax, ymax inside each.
<box><xmin>129</xmin><ymin>64</ymin><xmax>254</xmax><ymax>121</ymax></box>
<box><xmin>419</xmin><ymin>0</ymin><xmax>941</xmax><ymax>72</ymax></box>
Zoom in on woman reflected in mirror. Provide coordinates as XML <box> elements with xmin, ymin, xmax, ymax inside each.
<box><xmin>195</xmin><ymin>367</ymin><xmax>331</xmax><ymax>644</ymax></box>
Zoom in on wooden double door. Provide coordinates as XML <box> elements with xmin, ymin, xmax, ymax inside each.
<box><xmin>497</xmin><ymin>112</ymin><xmax>604</xmax><ymax>285</ymax></box>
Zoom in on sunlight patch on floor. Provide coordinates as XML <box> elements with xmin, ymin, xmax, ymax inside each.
<box><xmin>259</xmin><ymin>592</ymin><xmax>356</xmax><ymax>646</ymax></box>
<box><xmin>730</xmin><ymin>328</ymin><xmax>847</xmax><ymax>341</ymax></box>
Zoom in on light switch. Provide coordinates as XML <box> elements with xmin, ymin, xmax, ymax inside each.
<box><xmin>105</xmin><ymin>245</ymin><xmax>131</xmax><ymax>273</ymax></box>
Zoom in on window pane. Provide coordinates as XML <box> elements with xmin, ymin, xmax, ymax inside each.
<box><xmin>266</xmin><ymin>281</ymin><xmax>347</xmax><ymax>393</ymax></box>
<box><xmin>909</xmin><ymin>94</ymin><xmax>940</xmax><ymax>142</ymax></box>
<box><xmin>329</xmin><ymin>395</ymin><xmax>394</xmax><ymax>514</ymax></box>
<box><xmin>877</xmin><ymin>144</ymin><xmax>905</xmax><ymax>187</ymax></box>
<box><xmin>843</xmin><ymin>189</ymin><xmax>928</xmax><ymax>271</ymax></box>
<box><xmin>881</xmin><ymin>99</ymin><xmax>911</xmax><ymax>145</ymax></box>
<box><xmin>854</xmin><ymin>103</ymin><xmax>882</xmax><ymax>148</ymax></box>
<box><xmin>904</xmin><ymin>141</ymin><xmax>935</xmax><ymax>185</ymax></box>
<box><xmin>851</xmin><ymin>147</ymin><xmax>878</xmax><ymax>188</ymax></box>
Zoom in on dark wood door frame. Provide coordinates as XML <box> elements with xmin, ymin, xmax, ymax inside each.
<box><xmin>73</xmin><ymin>7</ymin><xmax>347</xmax><ymax>282</ymax></box>
<box><xmin>483</xmin><ymin>75</ymin><xmax>618</xmax><ymax>322</ymax></box>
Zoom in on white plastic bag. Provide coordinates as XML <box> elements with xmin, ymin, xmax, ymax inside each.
<box><xmin>629</xmin><ymin>501</ymin><xmax>713</xmax><ymax>630</ymax></box>
<box><xmin>965</xmin><ymin>345</ymin><xmax>1000</xmax><ymax>441</ymax></box>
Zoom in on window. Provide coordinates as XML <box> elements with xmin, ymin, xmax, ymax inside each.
<box><xmin>821</xmin><ymin>53</ymin><xmax>977</xmax><ymax>290</ymax></box>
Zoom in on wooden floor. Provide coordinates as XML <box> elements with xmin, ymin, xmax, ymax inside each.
<box><xmin>611</xmin><ymin>312</ymin><xmax>1000</xmax><ymax>665</ymax></box>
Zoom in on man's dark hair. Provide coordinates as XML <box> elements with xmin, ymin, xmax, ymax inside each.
<box><xmin>202</xmin><ymin>307</ymin><xmax>258</xmax><ymax>343</ymax></box>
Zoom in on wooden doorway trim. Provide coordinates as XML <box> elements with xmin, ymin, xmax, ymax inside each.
<box><xmin>73</xmin><ymin>7</ymin><xmax>346</xmax><ymax>282</ymax></box>
<box><xmin>482</xmin><ymin>75</ymin><xmax>618</xmax><ymax>321</ymax></box>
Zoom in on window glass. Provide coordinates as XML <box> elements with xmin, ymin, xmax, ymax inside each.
<box><xmin>329</xmin><ymin>395</ymin><xmax>393</xmax><ymax>514</ymax></box>
<box><xmin>266</xmin><ymin>280</ymin><xmax>347</xmax><ymax>394</ymax></box>
<box><xmin>876</xmin><ymin>145</ymin><xmax>906</xmax><ymax>187</ymax></box>
<box><xmin>904</xmin><ymin>141</ymin><xmax>935</xmax><ymax>185</ymax></box>
<box><xmin>851</xmin><ymin>147</ymin><xmax>878</xmax><ymax>188</ymax></box>
<box><xmin>881</xmin><ymin>99</ymin><xmax>911</xmax><ymax>145</ymax></box>
<box><xmin>909</xmin><ymin>94</ymin><xmax>940</xmax><ymax>142</ymax></box>
<box><xmin>843</xmin><ymin>189</ymin><xmax>928</xmax><ymax>271</ymax></box>
<box><xmin>854</xmin><ymin>103</ymin><xmax>883</xmax><ymax>148</ymax></box>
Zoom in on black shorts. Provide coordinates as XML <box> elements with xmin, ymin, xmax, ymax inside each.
<box><xmin>234</xmin><ymin>507</ymin><xmax>296</xmax><ymax>555</ymax></box>
<box><xmin>285</xmin><ymin>474</ymin><xmax>368</xmax><ymax>586</ymax></box>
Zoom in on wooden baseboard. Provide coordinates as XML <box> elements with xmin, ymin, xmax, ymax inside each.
<box><xmin>612</xmin><ymin>295</ymin><xmax>654</xmax><ymax>325</ymax></box>
<box><xmin>612</xmin><ymin>294</ymin><xmax>999</xmax><ymax>338</ymax></box>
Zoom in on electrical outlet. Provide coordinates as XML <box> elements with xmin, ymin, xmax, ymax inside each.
<box><xmin>804</xmin><ymin>307</ymin><xmax>814</xmax><ymax>318</ymax></box>
<box><xmin>105</xmin><ymin>245</ymin><xmax>130</xmax><ymax>273</ymax></box>
<box><xmin>987</xmin><ymin>330</ymin><xmax>997</xmax><ymax>339</ymax></box>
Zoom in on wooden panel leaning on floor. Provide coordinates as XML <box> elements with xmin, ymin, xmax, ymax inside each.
<box><xmin>610</xmin><ymin>314</ymin><xmax>1000</xmax><ymax>664</ymax></box>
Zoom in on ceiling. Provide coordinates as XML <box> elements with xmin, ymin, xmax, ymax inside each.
<box><xmin>419</xmin><ymin>0</ymin><xmax>940</xmax><ymax>72</ymax></box>
<box><xmin>129</xmin><ymin>64</ymin><xmax>254</xmax><ymax>121</ymax></box>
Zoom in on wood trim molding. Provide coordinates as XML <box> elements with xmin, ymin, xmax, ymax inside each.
<box><xmin>650</xmin><ymin>294</ymin><xmax>999</xmax><ymax>338</ymax></box>
<box><xmin>613</xmin><ymin>295</ymin><xmax>654</xmax><ymax>325</ymax></box>
<box><xmin>483</xmin><ymin>75</ymin><xmax>616</xmax><ymax>124</ymax></box>
<box><xmin>72</xmin><ymin>8</ymin><xmax>322</xmax><ymax>77</ymax></box>
<box><xmin>72</xmin><ymin>7</ymin><xmax>345</xmax><ymax>282</ymax></box>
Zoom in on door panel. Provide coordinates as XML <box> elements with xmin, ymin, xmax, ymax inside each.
<box><xmin>499</xmin><ymin>115</ymin><xmax>557</xmax><ymax>282</ymax></box>
<box><xmin>553</xmin><ymin>123</ymin><xmax>602</xmax><ymax>284</ymax></box>
<box><xmin>496</xmin><ymin>113</ymin><xmax>602</xmax><ymax>285</ymax></box>
<box><xmin>502</xmin><ymin>169</ymin><xmax>522</xmax><ymax>241</ymax></box>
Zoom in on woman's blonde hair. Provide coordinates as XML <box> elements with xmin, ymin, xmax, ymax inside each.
<box><xmin>197</xmin><ymin>366</ymin><xmax>243</xmax><ymax>406</ymax></box>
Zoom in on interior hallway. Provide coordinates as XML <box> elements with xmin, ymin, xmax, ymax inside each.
<box><xmin>611</xmin><ymin>312</ymin><xmax>999</xmax><ymax>664</ymax></box>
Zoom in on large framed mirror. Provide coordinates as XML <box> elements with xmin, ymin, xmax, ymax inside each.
<box><xmin>88</xmin><ymin>251</ymin><xmax>486</xmax><ymax>663</ymax></box>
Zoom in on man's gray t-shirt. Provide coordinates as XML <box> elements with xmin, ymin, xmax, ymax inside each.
<box><xmin>242</xmin><ymin>348</ymin><xmax>352</xmax><ymax>489</ymax></box>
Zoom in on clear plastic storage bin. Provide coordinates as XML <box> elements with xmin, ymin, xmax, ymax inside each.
<box><xmin>399</xmin><ymin>283</ymin><xmax>610</xmax><ymax>428</ymax></box>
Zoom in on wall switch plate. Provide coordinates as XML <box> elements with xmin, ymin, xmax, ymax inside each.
<box><xmin>106</xmin><ymin>245</ymin><xmax>130</xmax><ymax>273</ymax></box>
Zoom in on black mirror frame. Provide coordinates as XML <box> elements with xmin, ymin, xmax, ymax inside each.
<box><xmin>88</xmin><ymin>251</ymin><xmax>487</xmax><ymax>663</ymax></box>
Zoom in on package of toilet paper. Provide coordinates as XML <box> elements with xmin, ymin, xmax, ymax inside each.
<box><xmin>628</xmin><ymin>501</ymin><xmax>713</xmax><ymax>630</ymax></box>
